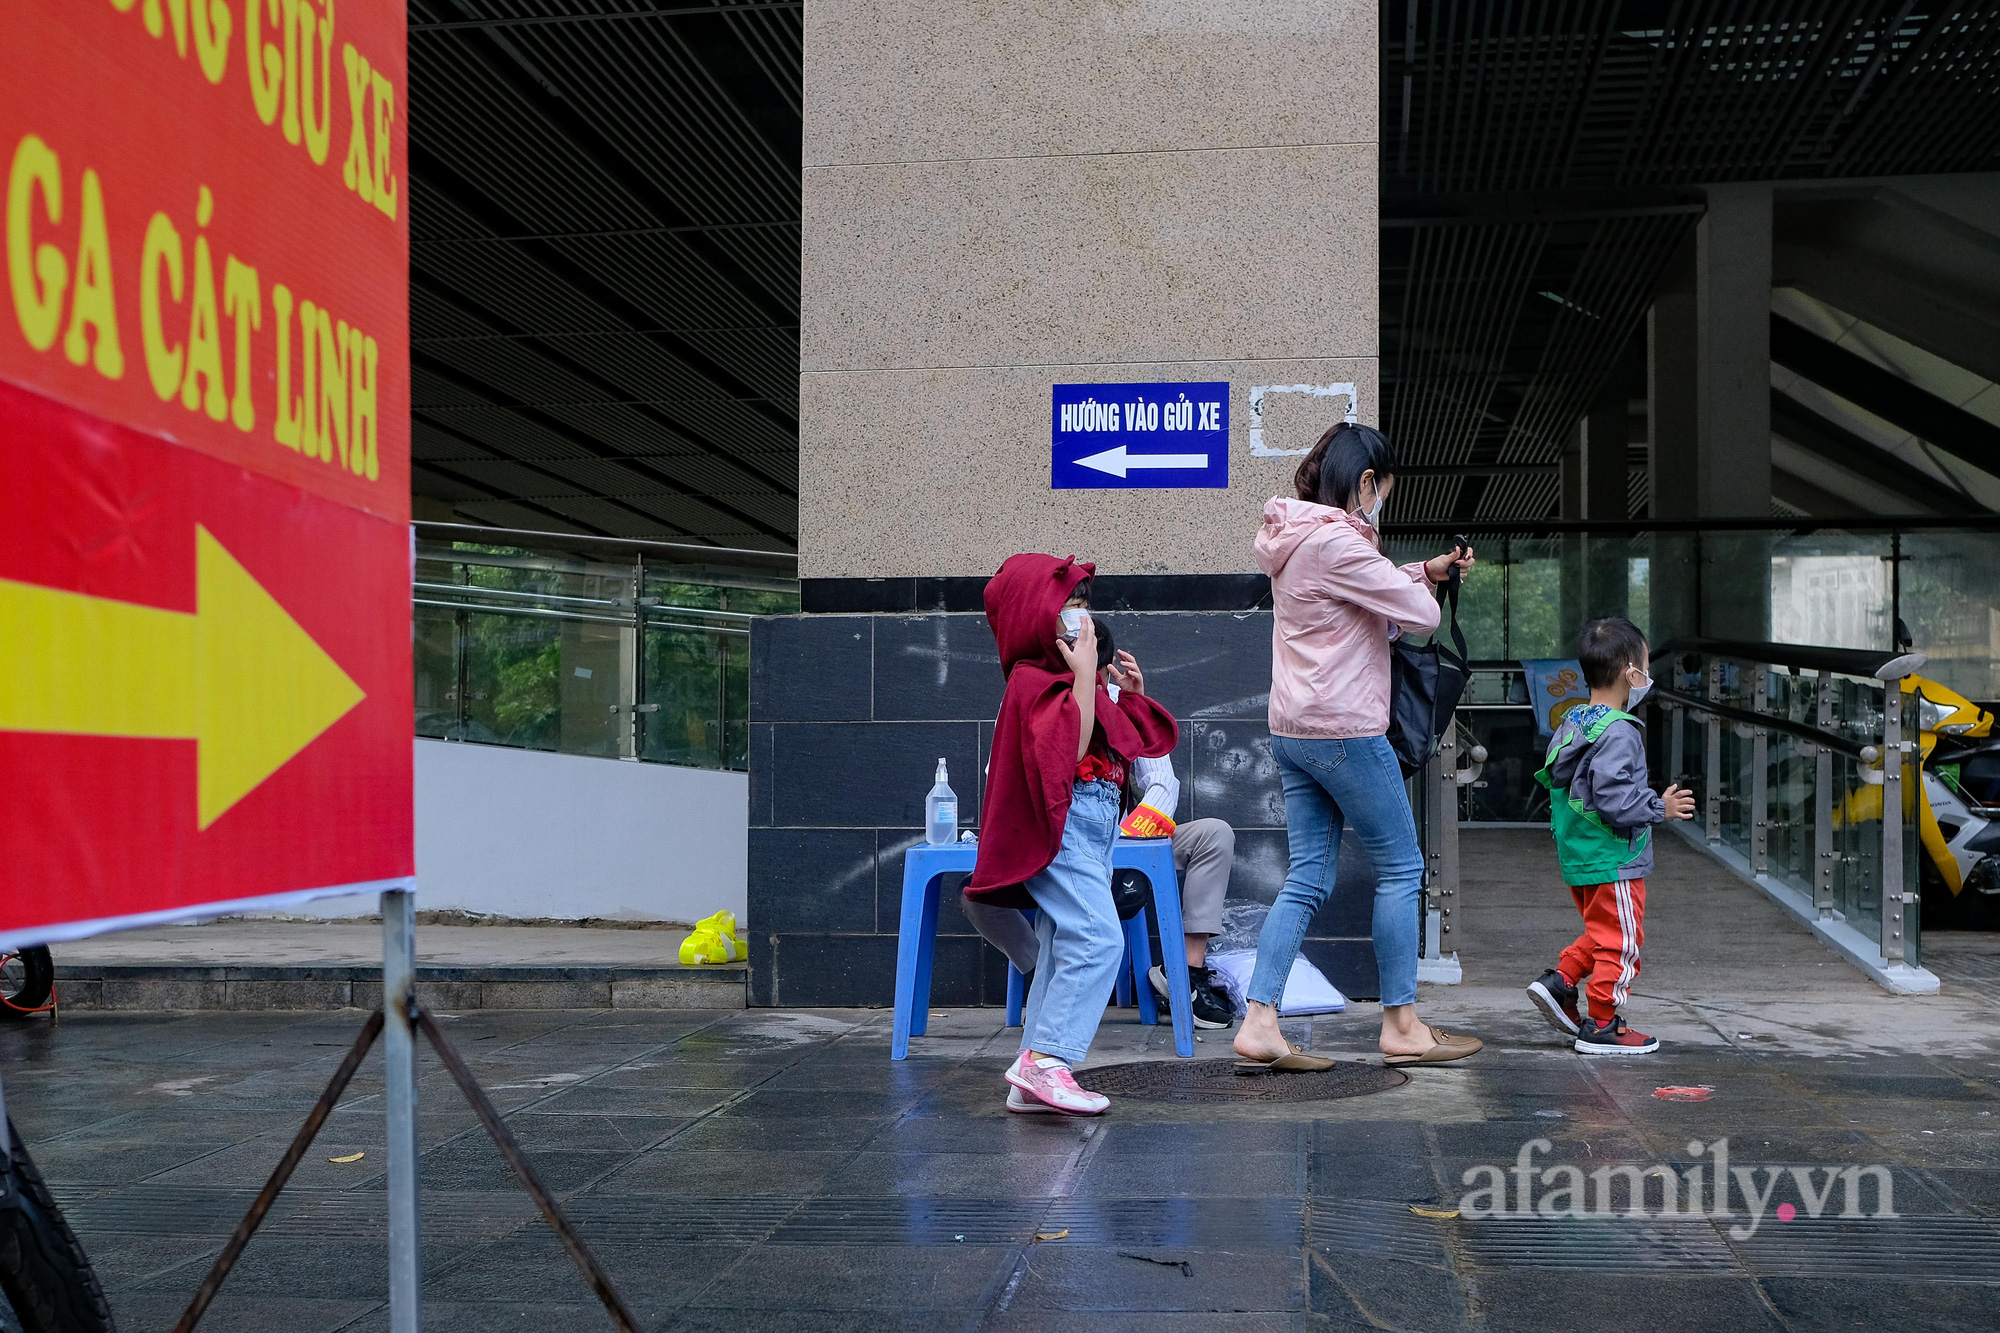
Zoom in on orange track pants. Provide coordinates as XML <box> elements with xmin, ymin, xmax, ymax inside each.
<box><xmin>1556</xmin><ymin>877</ymin><xmax>1646</xmax><ymax>1021</ymax></box>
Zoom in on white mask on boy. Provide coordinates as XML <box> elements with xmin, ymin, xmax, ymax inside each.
<box><xmin>1627</xmin><ymin>672</ymin><xmax>1653</xmax><ymax>708</ymax></box>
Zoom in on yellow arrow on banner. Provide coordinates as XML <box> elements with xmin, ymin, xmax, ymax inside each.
<box><xmin>0</xmin><ymin>526</ymin><xmax>365</xmax><ymax>829</ymax></box>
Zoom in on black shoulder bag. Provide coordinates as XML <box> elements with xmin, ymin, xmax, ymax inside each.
<box><xmin>1387</xmin><ymin>540</ymin><xmax>1470</xmax><ymax>778</ymax></box>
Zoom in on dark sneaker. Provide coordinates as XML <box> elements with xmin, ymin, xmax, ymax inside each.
<box><xmin>1574</xmin><ymin>1015</ymin><xmax>1659</xmax><ymax>1056</ymax></box>
<box><xmin>1190</xmin><ymin>972</ymin><xmax>1234</xmax><ymax>1029</ymax></box>
<box><xmin>1526</xmin><ymin>969</ymin><xmax>1582</xmax><ymax>1036</ymax></box>
<box><xmin>1149</xmin><ymin>964</ymin><xmax>1233</xmax><ymax>1030</ymax></box>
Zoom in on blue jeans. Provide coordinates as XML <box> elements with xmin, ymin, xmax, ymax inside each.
<box><xmin>1020</xmin><ymin>779</ymin><xmax>1124</xmax><ymax>1062</ymax></box>
<box><xmin>1247</xmin><ymin>735</ymin><xmax>1423</xmax><ymax>1009</ymax></box>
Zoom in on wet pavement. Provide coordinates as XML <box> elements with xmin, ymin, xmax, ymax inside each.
<box><xmin>7</xmin><ymin>1000</ymin><xmax>2000</xmax><ymax>1332</ymax></box>
<box><xmin>4</xmin><ymin>830</ymin><xmax>2000</xmax><ymax>1330</ymax></box>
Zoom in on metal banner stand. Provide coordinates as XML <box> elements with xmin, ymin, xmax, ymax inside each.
<box><xmin>383</xmin><ymin>889</ymin><xmax>422</xmax><ymax>1332</ymax></box>
<box><xmin>172</xmin><ymin>890</ymin><xmax>642</xmax><ymax>1333</ymax></box>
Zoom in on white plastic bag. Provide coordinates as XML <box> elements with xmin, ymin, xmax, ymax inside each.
<box><xmin>1205</xmin><ymin>951</ymin><xmax>1346</xmax><ymax>1017</ymax></box>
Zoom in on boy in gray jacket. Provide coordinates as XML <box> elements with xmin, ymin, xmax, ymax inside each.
<box><xmin>1526</xmin><ymin>617</ymin><xmax>1694</xmax><ymax>1054</ymax></box>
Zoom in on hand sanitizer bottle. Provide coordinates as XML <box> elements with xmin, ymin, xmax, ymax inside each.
<box><xmin>925</xmin><ymin>759</ymin><xmax>957</xmax><ymax>846</ymax></box>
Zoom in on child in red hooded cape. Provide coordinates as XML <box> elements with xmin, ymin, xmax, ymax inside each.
<box><xmin>969</xmin><ymin>554</ymin><xmax>1177</xmax><ymax>1115</ymax></box>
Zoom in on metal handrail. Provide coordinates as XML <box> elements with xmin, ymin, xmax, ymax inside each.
<box><xmin>413</xmin><ymin>520</ymin><xmax>797</xmax><ymax>573</ymax></box>
<box><xmin>418</xmin><ymin>581</ymin><xmax>755</xmax><ymax>621</ymax></box>
<box><xmin>1648</xmin><ymin>685</ymin><xmax>1870</xmax><ymax>759</ymax></box>
<box><xmin>412</xmin><ymin>598</ymin><xmax>631</xmax><ymax>628</ymax></box>
<box><xmin>1652</xmin><ymin>637</ymin><xmax>1926</xmax><ymax>683</ymax></box>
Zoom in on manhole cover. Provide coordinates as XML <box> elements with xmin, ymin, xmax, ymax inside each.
<box><xmin>1076</xmin><ymin>1059</ymin><xmax>1410</xmax><ymax>1104</ymax></box>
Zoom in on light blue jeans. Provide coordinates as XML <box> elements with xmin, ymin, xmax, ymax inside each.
<box><xmin>1019</xmin><ymin>779</ymin><xmax>1124</xmax><ymax>1062</ymax></box>
<box><xmin>1248</xmin><ymin>735</ymin><xmax>1424</xmax><ymax>1009</ymax></box>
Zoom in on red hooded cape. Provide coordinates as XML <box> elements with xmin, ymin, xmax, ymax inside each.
<box><xmin>967</xmin><ymin>554</ymin><xmax>1178</xmax><ymax>908</ymax></box>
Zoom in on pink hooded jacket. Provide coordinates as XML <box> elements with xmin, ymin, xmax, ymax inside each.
<box><xmin>1253</xmin><ymin>497</ymin><xmax>1442</xmax><ymax>740</ymax></box>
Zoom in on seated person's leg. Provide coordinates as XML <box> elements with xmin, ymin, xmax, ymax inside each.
<box><xmin>1163</xmin><ymin>817</ymin><xmax>1236</xmax><ymax>1029</ymax></box>
<box><xmin>1172</xmin><ymin>817</ymin><xmax>1235</xmax><ymax>967</ymax></box>
<box><xmin>961</xmin><ymin>895</ymin><xmax>1040</xmax><ymax>975</ymax></box>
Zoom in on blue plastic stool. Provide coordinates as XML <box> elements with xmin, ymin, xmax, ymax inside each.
<box><xmin>1004</xmin><ymin>907</ymin><xmax>1162</xmax><ymax>1027</ymax></box>
<box><xmin>891</xmin><ymin>839</ymin><xmax>1193</xmax><ymax>1060</ymax></box>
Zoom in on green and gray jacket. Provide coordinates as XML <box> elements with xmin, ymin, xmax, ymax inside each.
<box><xmin>1536</xmin><ymin>704</ymin><xmax>1666</xmax><ymax>886</ymax></box>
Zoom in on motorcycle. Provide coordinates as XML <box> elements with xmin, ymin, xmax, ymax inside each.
<box><xmin>1909</xmin><ymin>675</ymin><xmax>2000</xmax><ymax>925</ymax></box>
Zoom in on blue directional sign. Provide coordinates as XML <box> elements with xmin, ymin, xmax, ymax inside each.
<box><xmin>1051</xmin><ymin>381</ymin><xmax>1229</xmax><ymax>489</ymax></box>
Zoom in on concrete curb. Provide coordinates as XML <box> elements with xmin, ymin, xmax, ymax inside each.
<box><xmin>1669</xmin><ymin>823</ymin><xmax>1941</xmax><ymax>996</ymax></box>
<box><xmin>49</xmin><ymin>963</ymin><xmax>749</xmax><ymax>1012</ymax></box>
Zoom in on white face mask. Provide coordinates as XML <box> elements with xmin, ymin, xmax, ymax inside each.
<box><xmin>1355</xmin><ymin>477</ymin><xmax>1386</xmax><ymax>527</ymax></box>
<box><xmin>1627</xmin><ymin>672</ymin><xmax>1652</xmax><ymax>707</ymax></box>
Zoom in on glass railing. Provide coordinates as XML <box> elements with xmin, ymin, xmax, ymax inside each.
<box><xmin>411</xmin><ymin>523</ymin><xmax>799</xmax><ymax>771</ymax></box>
<box><xmin>1382</xmin><ymin>518</ymin><xmax>2000</xmax><ymax>702</ymax></box>
<box><xmin>1442</xmin><ymin>644</ymin><xmax>1925</xmax><ymax>972</ymax></box>
<box><xmin>1652</xmin><ymin>640</ymin><xmax>1923</xmax><ymax>970</ymax></box>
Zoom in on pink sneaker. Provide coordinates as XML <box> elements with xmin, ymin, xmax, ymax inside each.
<box><xmin>1004</xmin><ymin>1087</ymin><xmax>1056</xmax><ymax>1114</ymax></box>
<box><xmin>1005</xmin><ymin>1052</ymin><xmax>1109</xmax><ymax>1116</ymax></box>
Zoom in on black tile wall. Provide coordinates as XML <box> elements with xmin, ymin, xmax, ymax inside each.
<box><xmin>871</xmin><ymin>615</ymin><xmax>1006</xmax><ymax>721</ymax></box>
<box><xmin>874</xmin><ymin>831</ymin><xmax>977</xmax><ymax>938</ymax></box>
<box><xmin>1106</xmin><ymin>612</ymin><xmax>1274</xmax><ymax>719</ymax></box>
<box><xmin>1189</xmin><ymin>722</ymin><xmax>1287</xmax><ymax>828</ymax></box>
<box><xmin>755</xmin><ymin>933</ymin><xmax>999</xmax><ymax>1008</ymax></box>
<box><xmin>749</xmin><ymin>609</ymin><xmax>1386</xmax><ymax>1008</ymax></box>
<box><xmin>748</xmin><ymin>828</ymin><xmax>878</xmax><ymax>933</ymax></box>
<box><xmin>773</xmin><ymin>722</ymin><xmax>982</xmax><ymax>827</ymax></box>
<box><xmin>747</xmin><ymin>723</ymin><xmax>774</xmax><ymax>827</ymax></box>
<box><xmin>1298</xmin><ymin>939</ymin><xmax>1382</xmax><ymax>1001</ymax></box>
<box><xmin>750</xmin><ymin>616</ymin><xmax>873</xmax><ymax>721</ymax></box>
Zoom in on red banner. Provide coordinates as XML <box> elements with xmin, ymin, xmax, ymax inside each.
<box><xmin>1</xmin><ymin>1</ymin><xmax>411</xmax><ymax>945</ymax></box>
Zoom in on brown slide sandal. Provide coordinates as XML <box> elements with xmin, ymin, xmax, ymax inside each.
<box><xmin>1383</xmin><ymin>1026</ymin><xmax>1483</xmax><ymax>1067</ymax></box>
<box><xmin>1233</xmin><ymin>1043</ymin><xmax>1338</xmax><ymax>1074</ymax></box>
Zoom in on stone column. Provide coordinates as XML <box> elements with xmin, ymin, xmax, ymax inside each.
<box><xmin>1695</xmin><ymin>183</ymin><xmax>1773</xmax><ymax>518</ymax></box>
<box><xmin>1560</xmin><ymin>393</ymin><xmax>1632</xmax><ymax>631</ymax></box>
<box><xmin>1647</xmin><ymin>272</ymin><xmax>1700</xmax><ymax>647</ymax></box>
<box><xmin>799</xmin><ymin>3</ymin><xmax>1381</xmax><ymax>578</ymax></box>
<box><xmin>1694</xmin><ymin>183</ymin><xmax>1774</xmax><ymax>640</ymax></box>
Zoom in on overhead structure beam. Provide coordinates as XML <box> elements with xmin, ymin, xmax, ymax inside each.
<box><xmin>413</xmin><ymin>352</ymin><xmax>797</xmax><ymax>547</ymax></box>
<box><xmin>1769</xmin><ymin>388</ymin><xmax>1983</xmax><ymax>518</ymax></box>
<box><xmin>1379</xmin><ymin>0</ymin><xmax>2000</xmax><ymax>524</ymax></box>
<box><xmin>1769</xmin><ymin>315</ymin><xmax>2000</xmax><ymax>477</ymax></box>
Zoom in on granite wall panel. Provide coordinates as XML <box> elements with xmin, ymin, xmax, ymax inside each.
<box><xmin>799</xmin><ymin>0</ymin><xmax>1379</xmax><ymax>580</ymax></box>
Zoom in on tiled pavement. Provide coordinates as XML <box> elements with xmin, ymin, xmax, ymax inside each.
<box><xmin>7</xmin><ymin>1003</ymin><xmax>2000</xmax><ymax>1332</ymax></box>
<box><xmin>9</xmin><ymin>829</ymin><xmax>2000</xmax><ymax>1330</ymax></box>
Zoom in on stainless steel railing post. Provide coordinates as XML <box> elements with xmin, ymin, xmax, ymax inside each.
<box><xmin>1750</xmin><ymin>664</ymin><xmax>1769</xmax><ymax>875</ymax></box>
<box><xmin>1705</xmin><ymin>658</ymin><xmax>1723</xmax><ymax>844</ymax></box>
<box><xmin>1814</xmin><ymin>670</ymin><xmax>1836</xmax><ymax>919</ymax></box>
<box><xmin>1881</xmin><ymin>685</ymin><xmax>1907</xmax><ymax>964</ymax></box>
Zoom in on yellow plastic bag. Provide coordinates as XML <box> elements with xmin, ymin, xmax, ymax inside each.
<box><xmin>694</xmin><ymin>909</ymin><xmax>738</xmax><ymax>942</ymax></box>
<box><xmin>679</xmin><ymin>928</ymin><xmax>738</xmax><ymax>965</ymax></box>
<box><xmin>679</xmin><ymin>909</ymin><xmax>744</xmax><ymax>964</ymax></box>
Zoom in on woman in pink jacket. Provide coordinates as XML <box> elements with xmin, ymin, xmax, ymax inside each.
<box><xmin>1234</xmin><ymin>423</ymin><xmax>1484</xmax><ymax>1071</ymax></box>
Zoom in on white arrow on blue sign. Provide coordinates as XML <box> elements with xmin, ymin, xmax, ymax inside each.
<box><xmin>1051</xmin><ymin>381</ymin><xmax>1229</xmax><ymax>489</ymax></box>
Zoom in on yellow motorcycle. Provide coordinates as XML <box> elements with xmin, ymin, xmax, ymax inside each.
<box><xmin>1908</xmin><ymin>676</ymin><xmax>2000</xmax><ymax>923</ymax></box>
<box><xmin>1832</xmin><ymin>675</ymin><xmax>2000</xmax><ymax>925</ymax></box>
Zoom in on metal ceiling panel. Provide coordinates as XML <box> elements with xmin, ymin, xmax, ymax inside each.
<box><xmin>408</xmin><ymin>0</ymin><xmax>802</xmax><ymax>546</ymax></box>
<box><xmin>1383</xmin><ymin>1</ymin><xmax>2000</xmax><ymax>522</ymax></box>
